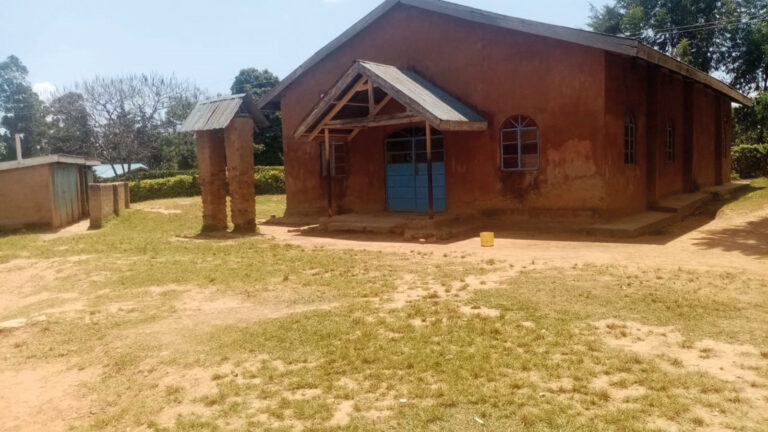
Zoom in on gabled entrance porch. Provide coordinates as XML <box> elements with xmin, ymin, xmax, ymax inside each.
<box><xmin>294</xmin><ymin>60</ymin><xmax>487</xmax><ymax>219</ymax></box>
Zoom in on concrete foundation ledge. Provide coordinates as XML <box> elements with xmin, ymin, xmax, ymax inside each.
<box><xmin>586</xmin><ymin>211</ymin><xmax>680</xmax><ymax>238</ymax></box>
<box><xmin>701</xmin><ymin>182</ymin><xmax>750</xmax><ymax>199</ymax></box>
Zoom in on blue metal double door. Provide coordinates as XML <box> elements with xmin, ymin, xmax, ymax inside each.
<box><xmin>385</xmin><ymin>132</ymin><xmax>446</xmax><ymax>212</ymax></box>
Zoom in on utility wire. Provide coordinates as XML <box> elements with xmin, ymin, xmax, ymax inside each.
<box><xmin>626</xmin><ymin>13</ymin><xmax>768</xmax><ymax>38</ymax></box>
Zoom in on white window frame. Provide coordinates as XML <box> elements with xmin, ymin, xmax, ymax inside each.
<box><xmin>500</xmin><ymin>115</ymin><xmax>540</xmax><ymax>171</ymax></box>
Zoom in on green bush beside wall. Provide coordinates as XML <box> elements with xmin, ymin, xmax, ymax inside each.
<box><xmin>129</xmin><ymin>167</ymin><xmax>286</xmax><ymax>203</ymax></box>
<box><xmin>732</xmin><ymin>144</ymin><xmax>768</xmax><ymax>179</ymax></box>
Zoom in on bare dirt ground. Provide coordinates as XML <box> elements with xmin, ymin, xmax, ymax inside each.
<box><xmin>0</xmin><ymin>194</ymin><xmax>766</xmax><ymax>431</ymax></box>
<box><xmin>260</xmin><ymin>203</ymin><xmax>768</xmax><ymax>276</ymax></box>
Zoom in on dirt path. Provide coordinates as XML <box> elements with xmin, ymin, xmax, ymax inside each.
<box><xmin>260</xmin><ymin>205</ymin><xmax>768</xmax><ymax>276</ymax></box>
<box><xmin>0</xmin><ymin>364</ymin><xmax>97</xmax><ymax>432</ymax></box>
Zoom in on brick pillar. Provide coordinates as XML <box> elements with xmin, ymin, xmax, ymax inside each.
<box><xmin>123</xmin><ymin>182</ymin><xmax>131</xmax><ymax>209</ymax></box>
<box><xmin>88</xmin><ymin>184</ymin><xmax>104</xmax><ymax>229</ymax></box>
<box><xmin>196</xmin><ymin>130</ymin><xmax>228</xmax><ymax>232</ymax></box>
<box><xmin>224</xmin><ymin>117</ymin><xmax>256</xmax><ymax>233</ymax></box>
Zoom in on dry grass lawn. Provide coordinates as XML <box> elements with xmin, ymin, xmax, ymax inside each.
<box><xmin>0</xmin><ymin>181</ymin><xmax>766</xmax><ymax>432</ymax></box>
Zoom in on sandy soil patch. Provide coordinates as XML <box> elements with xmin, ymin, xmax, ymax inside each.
<box><xmin>0</xmin><ymin>258</ymin><xmax>89</xmax><ymax>318</ymax></box>
<box><xmin>260</xmin><ymin>203</ymin><xmax>768</xmax><ymax>276</ymax></box>
<box><xmin>0</xmin><ymin>363</ymin><xmax>98</xmax><ymax>432</ymax></box>
<box><xmin>594</xmin><ymin>319</ymin><xmax>768</xmax><ymax>427</ymax></box>
<box><xmin>459</xmin><ymin>305</ymin><xmax>501</xmax><ymax>317</ymax></box>
<box><xmin>328</xmin><ymin>400</ymin><xmax>355</xmax><ymax>426</ymax></box>
<box><xmin>595</xmin><ymin>319</ymin><xmax>767</xmax><ymax>386</ymax></box>
<box><xmin>145</xmin><ymin>286</ymin><xmax>339</xmax><ymax>332</ymax></box>
<box><xmin>139</xmin><ymin>208</ymin><xmax>182</xmax><ymax>215</ymax></box>
<box><xmin>41</xmin><ymin>220</ymin><xmax>92</xmax><ymax>240</ymax></box>
<box><xmin>387</xmin><ymin>270</ymin><xmax>517</xmax><ymax>309</ymax></box>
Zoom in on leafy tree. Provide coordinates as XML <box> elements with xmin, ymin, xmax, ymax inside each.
<box><xmin>231</xmin><ymin>68</ymin><xmax>283</xmax><ymax>166</ymax></box>
<box><xmin>47</xmin><ymin>91</ymin><xmax>97</xmax><ymax>156</ymax></box>
<box><xmin>230</xmin><ymin>68</ymin><xmax>279</xmax><ymax>98</ymax></box>
<box><xmin>588</xmin><ymin>4</ymin><xmax>624</xmax><ymax>35</ymax></box>
<box><xmin>718</xmin><ymin>0</ymin><xmax>768</xmax><ymax>92</ymax></box>
<box><xmin>0</xmin><ymin>55</ymin><xmax>47</xmax><ymax>161</ymax></box>
<box><xmin>672</xmin><ymin>38</ymin><xmax>695</xmax><ymax>65</ymax></box>
<box><xmin>588</xmin><ymin>0</ymin><xmax>727</xmax><ymax>72</ymax></box>
<box><xmin>734</xmin><ymin>92</ymin><xmax>768</xmax><ymax>145</ymax></box>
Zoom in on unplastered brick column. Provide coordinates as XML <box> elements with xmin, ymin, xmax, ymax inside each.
<box><xmin>224</xmin><ymin>117</ymin><xmax>256</xmax><ymax>233</ymax></box>
<box><xmin>196</xmin><ymin>130</ymin><xmax>228</xmax><ymax>232</ymax></box>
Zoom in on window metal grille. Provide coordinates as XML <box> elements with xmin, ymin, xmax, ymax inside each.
<box><xmin>665</xmin><ymin>120</ymin><xmax>675</xmax><ymax>162</ymax></box>
<box><xmin>500</xmin><ymin>115</ymin><xmax>540</xmax><ymax>171</ymax></box>
<box><xmin>624</xmin><ymin>114</ymin><xmax>637</xmax><ymax>165</ymax></box>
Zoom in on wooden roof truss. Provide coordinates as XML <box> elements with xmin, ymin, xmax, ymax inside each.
<box><xmin>295</xmin><ymin>61</ymin><xmax>487</xmax><ymax>141</ymax></box>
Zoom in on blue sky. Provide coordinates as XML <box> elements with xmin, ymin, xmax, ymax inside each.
<box><xmin>1</xmin><ymin>0</ymin><xmax>611</xmax><ymax>98</ymax></box>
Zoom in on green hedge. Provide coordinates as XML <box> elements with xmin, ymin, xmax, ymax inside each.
<box><xmin>116</xmin><ymin>170</ymin><xmax>198</xmax><ymax>182</ymax></box>
<box><xmin>130</xmin><ymin>175</ymin><xmax>201</xmax><ymax>203</ymax></box>
<box><xmin>732</xmin><ymin>144</ymin><xmax>768</xmax><ymax>179</ymax></box>
<box><xmin>129</xmin><ymin>167</ymin><xmax>286</xmax><ymax>203</ymax></box>
<box><xmin>254</xmin><ymin>166</ymin><xmax>286</xmax><ymax>195</ymax></box>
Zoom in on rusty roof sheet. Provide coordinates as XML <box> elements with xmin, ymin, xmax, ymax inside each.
<box><xmin>180</xmin><ymin>93</ymin><xmax>268</xmax><ymax>132</ymax></box>
<box><xmin>360</xmin><ymin>61</ymin><xmax>486</xmax><ymax>124</ymax></box>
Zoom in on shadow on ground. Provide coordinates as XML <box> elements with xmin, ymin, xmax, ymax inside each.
<box><xmin>291</xmin><ymin>185</ymin><xmax>765</xmax><ymax>248</ymax></box>
<box><xmin>690</xmin><ymin>214</ymin><xmax>768</xmax><ymax>258</ymax></box>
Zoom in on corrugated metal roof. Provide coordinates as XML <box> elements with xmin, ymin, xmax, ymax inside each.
<box><xmin>360</xmin><ymin>61</ymin><xmax>486</xmax><ymax>124</ymax></box>
<box><xmin>180</xmin><ymin>94</ymin><xmax>268</xmax><ymax>132</ymax></box>
<box><xmin>0</xmin><ymin>155</ymin><xmax>101</xmax><ymax>172</ymax></box>
<box><xmin>259</xmin><ymin>0</ymin><xmax>751</xmax><ymax>109</ymax></box>
<box><xmin>295</xmin><ymin>60</ymin><xmax>487</xmax><ymax>137</ymax></box>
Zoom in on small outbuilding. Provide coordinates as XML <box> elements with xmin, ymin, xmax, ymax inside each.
<box><xmin>180</xmin><ymin>93</ymin><xmax>268</xmax><ymax>232</ymax></box>
<box><xmin>0</xmin><ymin>154</ymin><xmax>100</xmax><ymax>230</ymax></box>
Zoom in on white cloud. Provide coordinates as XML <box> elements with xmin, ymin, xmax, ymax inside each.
<box><xmin>32</xmin><ymin>81</ymin><xmax>57</xmax><ymax>102</ymax></box>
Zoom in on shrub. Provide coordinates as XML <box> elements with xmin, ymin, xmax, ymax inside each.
<box><xmin>130</xmin><ymin>175</ymin><xmax>201</xmax><ymax>203</ymax></box>
<box><xmin>128</xmin><ymin>167</ymin><xmax>286</xmax><ymax>203</ymax></box>
<box><xmin>254</xmin><ymin>166</ymin><xmax>285</xmax><ymax>195</ymax></box>
<box><xmin>116</xmin><ymin>170</ymin><xmax>198</xmax><ymax>182</ymax></box>
<box><xmin>732</xmin><ymin>144</ymin><xmax>768</xmax><ymax>179</ymax></box>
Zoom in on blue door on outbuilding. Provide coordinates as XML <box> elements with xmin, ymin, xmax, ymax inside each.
<box><xmin>385</xmin><ymin>127</ymin><xmax>446</xmax><ymax>212</ymax></box>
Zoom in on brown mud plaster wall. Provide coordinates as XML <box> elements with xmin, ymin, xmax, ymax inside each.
<box><xmin>655</xmin><ymin>71</ymin><xmax>686</xmax><ymax>199</ymax></box>
<box><xmin>88</xmin><ymin>183</ymin><xmax>130</xmax><ymax>229</ymax></box>
<box><xmin>279</xmin><ymin>4</ymin><xmax>738</xmax><ymax>220</ymax></box>
<box><xmin>280</xmin><ymin>4</ymin><xmax>607</xmax><ymax>219</ymax></box>
<box><xmin>0</xmin><ymin>164</ymin><xmax>54</xmax><ymax>229</ymax></box>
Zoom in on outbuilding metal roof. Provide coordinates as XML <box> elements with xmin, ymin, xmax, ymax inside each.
<box><xmin>0</xmin><ymin>154</ymin><xmax>101</xmax><ymax>172</ymax></box>
<box><xmin>180</xmin><ymin>93</ymin><xmax>268</xmax><ymax>132</ymax></box>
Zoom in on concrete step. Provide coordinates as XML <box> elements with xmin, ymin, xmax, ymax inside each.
<box><xmin>652</xmin><ymin>192</ymin><xmax>711</xmax><ymax>218</ymax></box>
<box><xmin>701</xmin><ymin>182</ymin><xmax>750</xmax><ymax>199</ymax></box>
<box><xmin>586</xmin><ymin>211</ymin><xmax>679</xmax><ymax>238</ymax></box>
<box><xmin>322</xmin><ymin>217</ymin><xmax>407</xmax><ymax>234</ymax></box>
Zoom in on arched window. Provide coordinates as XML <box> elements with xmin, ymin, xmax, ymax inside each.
<box><xmin>500</xmin><ymin>115</ymin><xmax>539</xmax><ymax>171</ymax></box>
<box><xmin>624</xmin><ymin>114</ymin><xmax>637</xmax><ymax>165</ymax></box>
<box><xmin>665</xmin><ymin>120</ymin><xmax>675</xmax><ymax>162</ymax></box>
